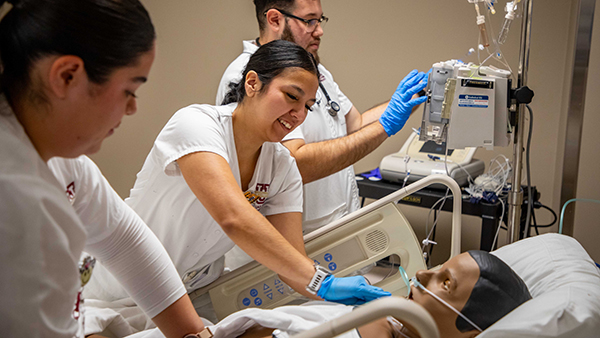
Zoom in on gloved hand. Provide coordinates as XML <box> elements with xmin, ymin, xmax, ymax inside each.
<box><xmin>379</xmin><ymin>69</ymin><xmax>429</xmax><ymax>136</ymax></box>
<box><xmin>317</xmin><ymin>275</ymin><xmax>391</xmax><ymax>305</ymax></box>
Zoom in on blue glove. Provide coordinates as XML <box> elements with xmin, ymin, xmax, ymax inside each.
<box><xmin>379</xmin><ymin>69</ymin><xmax>429</xmax><ymax>136</ymax></box>
<box><xmin>317</xmin><ymin>275</ymin><xmax>391</xmax><ymax>305</ymax></box>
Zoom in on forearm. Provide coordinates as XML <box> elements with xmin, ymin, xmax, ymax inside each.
<box><xmin>221</xmin><ymin>209</ymin><xmax>315</xmax><ymax>291</ymax></box>
<box><xmin>285</xmin><ymin>122</ymin><xmax>388</xmax><ymax>183</ymax></box>
<box><xmin>360</xmin><ymin>101</ymin><xmax>388</xmax><ymax>129</ymax></box>
<box><xmin>152</xmin><ymin>295</ymin><xmax>205</xmax><ymax>338</ymax></box>
<box><xmin>85</xmin><ymin>208</ymin><xmax>186</xmax><ymax>319</ymax></box>
<box><xmin>178</xmin><ymin>153</ymin><xmax>316</xmax><ymax>295</ymax></box>
<box><xmin>279</xmin><ymin>274</ymin><xmax>320</xmax><ymax>300</ymax></box>
<box><xmin>267</xmin><ymin>213</ymin><xmax>320</xmax><ymax>300</ymax></box>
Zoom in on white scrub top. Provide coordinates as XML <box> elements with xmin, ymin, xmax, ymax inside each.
<box><xmin>216</xmin><ymin>40</ymin><xmax>360</xmax><ymax>233</ymax></box>
<box><xmin>126</xmin><ymin>103</ymin><xmax>303</xmax><ymax>291</ymax></box>
<box><xmin>0</xmin><ymin>95</ymin><xmax>185</xmax><ymax>337</ymax></box>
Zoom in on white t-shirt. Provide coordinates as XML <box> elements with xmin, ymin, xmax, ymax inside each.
<box><xmin>125</xmin><ymin>103</ymin><xmax>303</xmax><ymax>291</ymax></box>
<box><xmin>0</xmin><ymin>96</ymin><xmax>185</xmax><ymax>337</ymax></box>
<box><xmin>216</xmin><ymin>40</ymin><xmax>360</xmax><ymax>233</ymax></box>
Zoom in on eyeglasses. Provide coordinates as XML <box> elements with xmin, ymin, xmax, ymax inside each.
<box><xmin>268</xmin><ymin>8</ymin><xmax>328</xmax><ymax>32</ymax></box>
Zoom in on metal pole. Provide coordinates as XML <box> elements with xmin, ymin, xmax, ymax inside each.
<box><xmin>559</xmin><ymin>0</ymin><xmax>596</xmax><ymax>236</ymax></box>
<box><xmin>507</xmin><ymin>0</ymin><xmax>533</xmax><ymax>243</ymax></box>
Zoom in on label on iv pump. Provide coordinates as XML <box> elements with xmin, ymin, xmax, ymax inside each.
<box><xmin>458</xmin><ymin>94</ymin><xmax>489</xmax><ymax>108</ymax></box>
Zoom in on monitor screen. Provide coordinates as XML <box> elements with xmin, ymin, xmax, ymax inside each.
<box><xmin>419</xmin><ymin>140</ymin><xmax>454</xmax><ymax>156</ymax></box>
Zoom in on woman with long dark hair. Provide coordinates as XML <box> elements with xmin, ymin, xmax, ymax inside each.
<box><xmin>0</xmin><ymin>1</ymin><xmax>207</xmax><ymax>337</ymax></box>
<box><xmin>117</xmin><ymin>40</ymin><xmax>390</xmax><ymax>320</ymax></box>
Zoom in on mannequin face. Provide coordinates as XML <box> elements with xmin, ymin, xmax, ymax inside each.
<box><xmin>245</xmin><ymin>67</ymin><xmax>318</xmax><ymax>143</ymax></box>
<box><xmin>411</xmin><ymin>253</ymin><xmax>481</xmax><ymax>338</ymax></box>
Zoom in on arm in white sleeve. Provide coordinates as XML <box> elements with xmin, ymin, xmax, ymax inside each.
<box><xmin>85</xmin><ymin>205</ymin><xmax>186</xmax><ymax>318</ymax></box>
<box><xmin>66</xmin><ymin>156</ymin><xmax>186</xmax><ymax>318</ymax></box>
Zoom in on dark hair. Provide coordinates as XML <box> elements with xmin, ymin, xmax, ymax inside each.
<box><xmin>253</xmin><ymin>0</ymin><xmax>295</xmax><ymax>32</ymax></box>
<box><xmin>0</xmin><ymin>0</ymin><xmax>155</xmax><ymax>102</ymax></box>
<box><xmin>457</xmin><ymin>251</ymin><xmax>532</xmax><ymax>332</ymax></box>
<box><xmin>221</xmin><ymin>39</ymin><xmax>318</xmax><ymax>105</ymax></box>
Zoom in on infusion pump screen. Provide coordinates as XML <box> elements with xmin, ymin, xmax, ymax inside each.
<box><xmin>419</xmin><ymin>141</ymin><xmax>454</xmax><ymax>156</ymax></box>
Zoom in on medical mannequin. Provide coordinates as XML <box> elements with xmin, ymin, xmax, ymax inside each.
<box><xmin>216</xmin><ymin>0</ymin><xmax>428</xmax><ymax>233</ymax></box>
<box><xmin>0</xmin><ymin>1</ymin><xmax>207</xmax><ymax>337</ymax></box>
<box><xmin>95</xmin><ymin>40</ymin><xmax>389</xmax><ymax>323</ymax></box>
<box><xmin>212</xmin><ymin>251</ymin><xmax>531</xmax><ymax>338</ymax></box>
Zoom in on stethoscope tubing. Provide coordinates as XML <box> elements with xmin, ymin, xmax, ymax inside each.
<box><xmin>319</xmin><ymin>82</ymin><xmax>340</xmax><ymax>117</ymax></box>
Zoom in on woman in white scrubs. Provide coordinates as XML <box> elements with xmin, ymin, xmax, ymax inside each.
<box><xmin>124</xmin><ymin>40</ymin><xmax>390</xmax><ymax>316</ymax></box>
<box><xmin>0</xmin><ymin>0</ymin><xmax>207</xmax><ymax>337</ymax></box>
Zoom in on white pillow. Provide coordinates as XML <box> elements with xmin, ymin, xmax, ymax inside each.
<box><xmin>479</xmin><ymin>233</ymin><xmax>600</xmax><ymax>338</ymax></box>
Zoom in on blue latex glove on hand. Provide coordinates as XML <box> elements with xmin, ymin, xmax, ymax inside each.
<box><xmin>379</xmin><ymin>69</ymin><xmax>429</xmax><ymax>136</ymax></box>
<box><xmin>317</xmin><ymin>275</ymin><xmax>391</xmax><ymax>305</ymax></box>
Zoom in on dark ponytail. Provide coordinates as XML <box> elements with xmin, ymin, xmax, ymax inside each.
<box><xmin>0</xmin><ymin>0</ymin><xmax>155</xmax><ymax>101</ymax></box>
<box><xmin>221</xmin><ymin>40</ymin><xmax>319</xmax><ymax>105</ymax></box>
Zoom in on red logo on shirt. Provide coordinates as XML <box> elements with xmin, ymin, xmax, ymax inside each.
<box><xmin>65</xmin><ymin>181</ymin><xmax>76</xmax><ymax>205</ymax></box>
<box><xmin>244</xmin><ymin>183</ymin><xmax>270</xmax><ymax>211</ymax></box>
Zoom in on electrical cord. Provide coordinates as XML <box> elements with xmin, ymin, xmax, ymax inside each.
<box><xmin>523</xmin><ymin>104</ymin><xmax>534</xmax><ymax>238</ymax></box>
<box><xmin>535</xmin><ymin>204</ymin><xmax>557</xmax><ymax>227</ymax></box>
<box><xmin>422</xmin><ymin>192</ymin><xmax>451</xmax><ymax>267</ymax></box>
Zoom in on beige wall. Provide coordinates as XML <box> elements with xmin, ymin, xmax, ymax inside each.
<box><xmin>90</xmin><ymin>0</ymin><xmax>600</xmax><ymax>264</ymax></box>
<box><xmin>573</xmin><ymin>0</ymin><xmax>600</xmax><ymax>262</ymax></box>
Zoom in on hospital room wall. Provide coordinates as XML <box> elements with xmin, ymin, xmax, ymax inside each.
<box><xmin>572</xmin><ymin>0</ymin><xmax>600</xmax><ymax>263</ymax></box>
<box><xmin>89</xmin><ymin>0</ymin><xmax>600</xmax><ymax>264</ymax></box>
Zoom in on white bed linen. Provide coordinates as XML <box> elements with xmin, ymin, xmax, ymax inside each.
<box><xmin>125</xmin><ymin>301</ymin><xmax>358</xmax><ymax>338</ymax></box>
<box><xmin>484</xmin><ymin>233</ymin><xmax>600</xmax><ymax>337</ymax></box>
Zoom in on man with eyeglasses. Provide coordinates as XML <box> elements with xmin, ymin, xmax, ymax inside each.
<box><xmin>216</xmin><ymin>0</ymin><xmax>427</xmax><ymax>236</ymax></box>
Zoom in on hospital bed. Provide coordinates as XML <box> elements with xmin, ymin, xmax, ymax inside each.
<box><xmin>129</xmin><ymin>172</ymin><xmax>600</xmax><ymax>338</ymax></box>
<box><xmin>189</xmin><ymin>174</ymin><xmax>600</xmax><ymax>337</ymax></box>
<box><xmin>128</xmin><ymin>232</ymin><xmax>600</xmax><ymax>338</ymax></box>
<box><xmin>289</xmin><ymin>233</ymin><xmax>600</xmax><ymax>338</ymax></box>
<box><xmin>189</xmin><ymin>174</ymin><xmax>463</xmax><ymax>320</ymax></box>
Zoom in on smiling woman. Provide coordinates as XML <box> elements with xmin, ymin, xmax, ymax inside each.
<box><xmin>86</xmin><ymin>40</ymin><xmax>390</xmax><ymax>325</ymax></box>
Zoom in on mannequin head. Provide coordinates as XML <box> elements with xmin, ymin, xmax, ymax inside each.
<box><xmin>411</xmin><ymin>251</ymin><xmax>531</xmax><ymax>338</ymax></box>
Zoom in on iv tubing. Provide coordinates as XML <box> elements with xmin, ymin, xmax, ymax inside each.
<box><xmin>559</xmin><ymin>199</ymin><xmax>600</xmax><ymax>234</ymax></box>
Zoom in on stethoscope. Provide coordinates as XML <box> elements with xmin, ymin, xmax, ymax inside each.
<box><xmin>255</xmin><ymin>37</ymin><xmax>340</xmax><ymax>117</ymax></box>
<box><xmin>319</xmin><ymin>82</ymin><xmax>340</xmax><ymax>117</ymax></box>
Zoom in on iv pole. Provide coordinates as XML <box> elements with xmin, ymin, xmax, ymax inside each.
<box><xmin>507</xmin><ymin>0</ymin><xmax>533</xmax><ymax>243</ymax></box>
